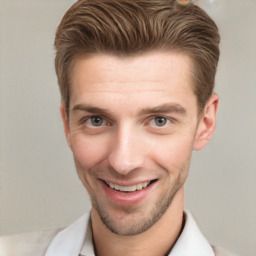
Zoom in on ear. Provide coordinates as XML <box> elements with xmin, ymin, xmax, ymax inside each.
<box><xmin>193</xmin><ymin>94</ymin><xmax>219</xmax><ymax>151</ymax></box>
<box><xmin>60</xmin><ymin>103</ymin><xmax>72</xmax><ymax>149</ymax></box>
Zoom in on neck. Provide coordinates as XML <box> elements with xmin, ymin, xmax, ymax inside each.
<box><xmin>91</xmin><ymin>187</ymin><xmax>185</xmax><ymax>256</ymax></box>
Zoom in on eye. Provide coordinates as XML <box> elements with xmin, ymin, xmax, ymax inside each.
<box><xmin>150</xmin><ymin>116</ymin><xmax>170</xmax><ymax>127</ymax></box>
<box><xmin>87</xmin><ymin>116</ymin><xmax>105</xmax><ymax>127</ymax></box>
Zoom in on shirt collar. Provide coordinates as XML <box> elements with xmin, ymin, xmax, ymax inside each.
<box><xmin>169</xmin><ymin>211</ymin><xmax>215</xmax><ymax>256</ymax></box>
<box><xmin>45</xmin><ymin>210</ymin><xmax>214</xmax><ymax>256</ymax></box>
<box><xmin>45</xmin><ymin>212</ymin><xmax>93</xmax><ymax>256</ymax></box>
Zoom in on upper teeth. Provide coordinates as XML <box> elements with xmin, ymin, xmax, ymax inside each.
<box><xmin>106</xmin><ymin>181</ymin><xmax>151</xmax><ymax>192</ymax></box>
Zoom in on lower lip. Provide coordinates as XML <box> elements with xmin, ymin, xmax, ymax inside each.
<box><xmin>101</xmin><ymin>181</ymin><xmax>156</xmax><ymax>206</ymax></box>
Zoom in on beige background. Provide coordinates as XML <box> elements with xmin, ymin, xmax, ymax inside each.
<box><xmin>0</xmin><ymin>0</ymin><xmax>255</xmax><ymax>255</ymax></box>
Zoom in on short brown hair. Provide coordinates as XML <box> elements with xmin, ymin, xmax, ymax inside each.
<box><xmin>54</xmin><ymin>0</ymin><xmax>220</xmax><ymax>113</ymax></box>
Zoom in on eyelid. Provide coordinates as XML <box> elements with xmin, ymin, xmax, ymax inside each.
<box><xmin>79</xmin><ymin>115</ymin><xmax>111</xmax><ymax>127</ymax></box>
<box><xmin>149</xmin><ymin>114</ymin><xmax>175</xmax><ymax>121</ymax></box>
<box><xmin>78</xmin><ymin>114</ymin><xmax>176</xmax><ymax>127</ymax></box>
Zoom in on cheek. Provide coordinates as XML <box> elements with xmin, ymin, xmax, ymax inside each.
<box><xmin>149</xmin><ymin>133</ymin><xmax>194</xmax><ymax>172</ymax></box>
<box><xmin>70</xmin><ymin>134</ymin><xmax>110</xmax><ymax>170</ymax></box>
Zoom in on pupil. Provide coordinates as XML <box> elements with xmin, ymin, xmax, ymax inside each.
<box><xmin>155</xmin><ymin>117</ymin><xmax>166</xmax><ymax>126</ymax></box>
<box><xmin>91</xmin><ymin>116</ymin><xmax>103</xmax><ymax>126</ymax></box>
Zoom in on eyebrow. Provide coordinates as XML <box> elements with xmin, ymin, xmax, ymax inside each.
<box><xmin>72</xmin><ymin>104</ymin><xmax>114</xmax><ymax>117</ymax></box>
<box><xmin>138</xmin><ymin>103</ymin><xmax>187</xmax><ymax>116</ymax></box>
<box><xmin>72</xmin><ymin>103</ymin><xmax>187</xmax><ymax>117</ymax></box>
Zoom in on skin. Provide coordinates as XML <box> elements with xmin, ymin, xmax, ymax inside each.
<box><xmin>60</xmin><ymin>52</ymin><xmax>218</xmax><ymax>256</ymax></box>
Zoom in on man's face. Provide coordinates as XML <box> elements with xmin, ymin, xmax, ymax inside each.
<box><xmin>61</xmin><ymin>52</ymin><xmax>216</xmax><ymax>236</ymax></box>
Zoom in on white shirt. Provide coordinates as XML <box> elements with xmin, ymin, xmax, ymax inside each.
<box><xmin>45</xmin><ymin>210</ymin><xmax>216</xmax><ymax>256</ymax></box>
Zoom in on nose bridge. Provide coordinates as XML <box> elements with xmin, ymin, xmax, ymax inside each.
<box><xmin>108</xmin><ymin>122</ymin><xmax>144</xmax><ymax>175</ymax></box>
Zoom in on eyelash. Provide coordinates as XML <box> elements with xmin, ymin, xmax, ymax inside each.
<box><xmin>78</xmin><ymin>115</ymin><xmax>175</xmax><ymax>128</ymax></box>
<box><xmin>79</xmin><ymin>116</ymin><xmax>111</xmax><ymax>127</ymax></box>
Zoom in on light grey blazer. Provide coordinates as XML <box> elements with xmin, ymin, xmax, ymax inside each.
<box><xmin>0</xmin><ymin>229</ymin><xmax>61</xmax><ymax>256</ymax></box>
<box><xmin>0</xmin><ymin>229</ymin><xmax>237</xmax><ymax>256</ymax></box>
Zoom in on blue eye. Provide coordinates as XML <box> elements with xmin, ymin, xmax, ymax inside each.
<box><xmin>88</xmin><ymin>116</ymin><xmax>104</xmax><ymax>126</ymax></box>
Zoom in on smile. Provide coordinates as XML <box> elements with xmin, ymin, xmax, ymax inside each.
<box><xmin>104</xmin><ymin>181</ymin><xmax>154</xmax><ymax>192</ymax></box>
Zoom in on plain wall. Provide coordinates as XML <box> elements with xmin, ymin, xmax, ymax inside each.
<box><xmin>0</xmin><ymin>1</ymin><xmax>255</xmax><ymax>256</ymax></box>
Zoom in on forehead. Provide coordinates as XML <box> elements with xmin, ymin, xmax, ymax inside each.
<box><xmin>69</xmin><ymin>52</ymin><xmax>196</xmax><ymax>112</ymax></box>
<box><xmin>71</xmin><ymin>52</ymin><xmax>192</xmax><ymax>87</ymax></box>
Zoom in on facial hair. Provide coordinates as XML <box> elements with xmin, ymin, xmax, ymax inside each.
<box><xmin>91</xmin><ymin>185</ymin><xmax>180</xmax><ymax>236</ymax></box>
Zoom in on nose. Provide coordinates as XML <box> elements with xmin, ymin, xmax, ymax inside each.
<box><xmin>108</xmin><ymin>124</ymin><xmax>145</xmax><ymax>175</ymax></box>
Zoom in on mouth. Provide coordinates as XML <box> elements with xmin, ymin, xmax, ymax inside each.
<box><xmin>101</xmin><ymin>179</ymin><xmax>158</xmax><ymax>206</ymax></box>
<box><xmin>104</xmin><ymin>180</ymin><xmax>157</xmax><ymax>193</ymax></box>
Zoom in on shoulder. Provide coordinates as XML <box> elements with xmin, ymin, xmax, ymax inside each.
<box><xmin>0</xmin><ymin>228</ymin><xmax>63</xmax><ymax>256</ymax></box>
<box><xmin>213</xmin><ymin>246</ymin><xmax>239</xmax><ymax>256</ymax></box>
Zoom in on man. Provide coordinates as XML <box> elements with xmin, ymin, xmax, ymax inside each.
<box><xmin>0</xmin><ymin>0</ymin><xmax>237</xmax><ymax>255</ymax></box>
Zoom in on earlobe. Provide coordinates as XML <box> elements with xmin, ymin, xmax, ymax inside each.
<box><xmin>60</xmin><ymin>103</ymin><xmax>72</xmax><ymax>149</ymax></box>
<box><xmin>193</xmin><ymin>94</ymin><xmax>219</xmax><ymax>151</ymax></box>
